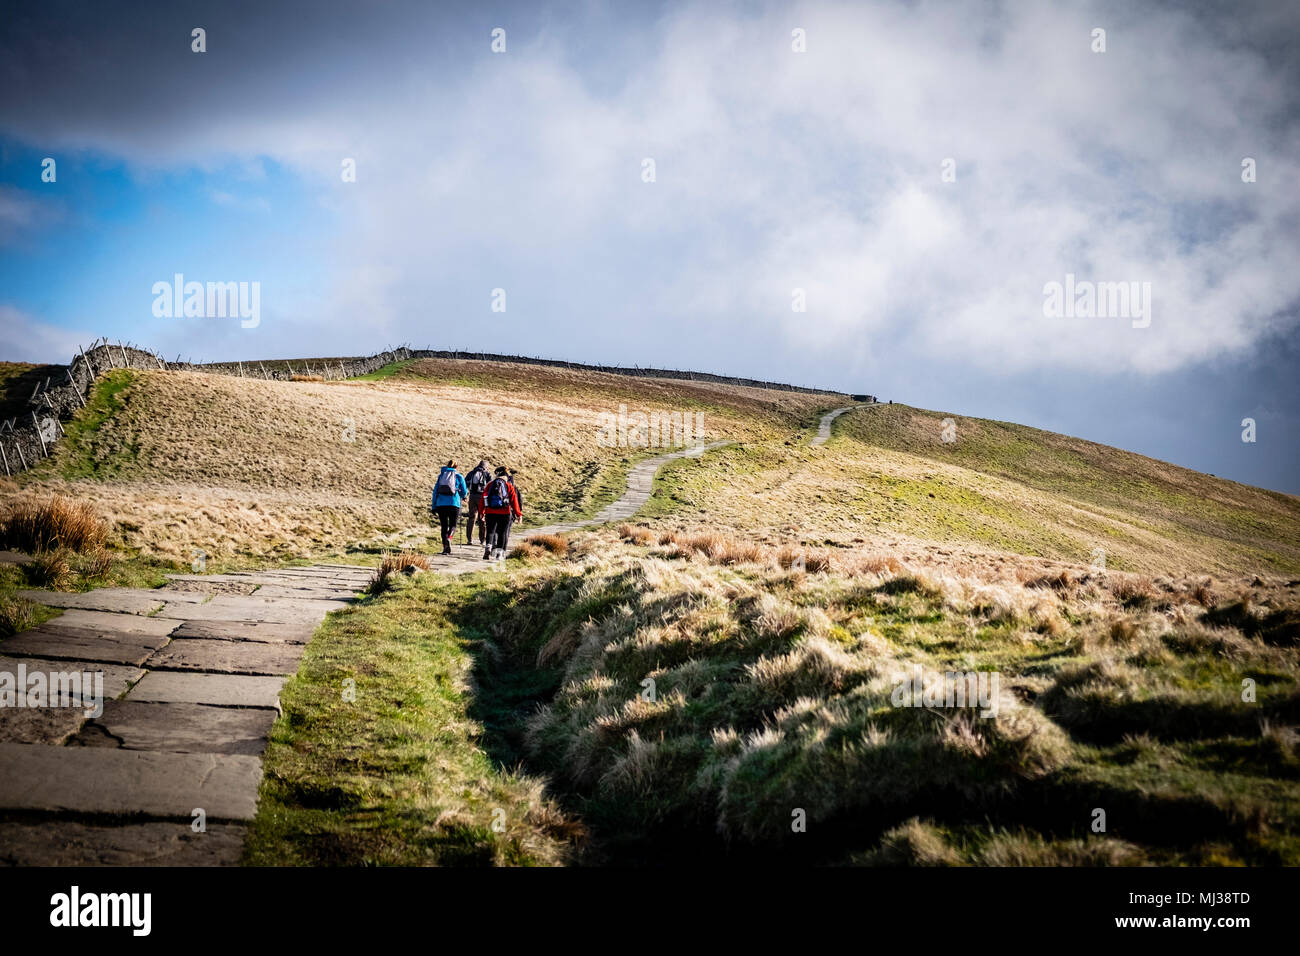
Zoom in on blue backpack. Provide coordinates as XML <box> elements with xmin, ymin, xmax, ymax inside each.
<box><xmin>486</xmin><ymin>477</ymin><xmax>510</xmax><ymax>508</ymax></box>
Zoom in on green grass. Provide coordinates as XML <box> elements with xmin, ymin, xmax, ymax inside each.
<box><xmin>841</xmin><ymin>404</ymin><xmax>1300</xmax><ymax>574</ymax></box>
<box><xmin>352</xmin><ymin>359</ymin><xmax>415</xmax><ymax>382</ymax></box>
<box><xmin>244</xmin><ymin>567</ymin><xmax>578</xmax><ymax>866</ymax></box>
<box><xmin>44</xmin><ymin>369</ymin><xmax>141</xmax><ymax>481</ymax></box>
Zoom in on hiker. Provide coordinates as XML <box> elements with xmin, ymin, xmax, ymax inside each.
<box><xmin>431</xmin><ymin>460</ymin><xmax>469</xmax><ymax>555</ymax></box>
<box><xmin>482</xmin><ymin>465</ymin><xmax>521</xmax><ymax>560</ymax></box>
<box><xmin>464</xmin><ymin>459</ymin><xmax>491</xmax><ymax>545</ymax></box>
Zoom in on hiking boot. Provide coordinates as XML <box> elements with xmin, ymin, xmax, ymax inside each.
<box><xmin>483</xmin><ymin>548</ymin><xmax>492</xmax><ymax>560</ymax></box>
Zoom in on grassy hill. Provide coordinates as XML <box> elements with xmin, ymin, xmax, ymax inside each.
<box><xmin>4</xmin><ymin>359</ymin><xmax>834</xmax><ymax>562</ymax></box>
<box><xmin>3</xmin><ymin>355</ymin><xmax>1297</xmax><ymax>866</ymax></box>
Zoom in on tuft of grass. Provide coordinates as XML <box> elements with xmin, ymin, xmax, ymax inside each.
<box><xmin>73</xmin><ymin>546</ymin><xmax>116</xmax><ymax>581</ymax></box>
<box><xmin>663</xmin><ymin>530</ymin><xmax>765</xmax><ymax>566</ymax></box>
<box><xmin>1111</xmin><ymin>574</ymin><xmax>1157</xmax><ymax>608</ymax></box>
<box><xmin>525</xmin><ymin>533</ymin><xmax>569</xmax><ymax>556</ymax></box>
<box><xmin>367</xmin><ymin>550</ymin><xmax>431</xmax><ymax>594</ymax></box>
<box><xmin>20</xmin><ymin>548</ymin><xmax>73</xmax><ymax>590</ymax></box>
<box><xmin>618</xmin><ymin>524</ymin><xmax>657</xmax><ymax>546</ymax></box>
<box><xmin>510</xmin><ymin>541</ymin><xmax>547</xmax><ymax>560</ymax></box>
<box><xmin>0</xmin><ymin>593</ymin><xmax>39</xmax><ymax>636</ymax></box>
<box><xmin>1</xmin><ymin>494</ymin><xmax>108</xmax><ymax>554</ymax></box>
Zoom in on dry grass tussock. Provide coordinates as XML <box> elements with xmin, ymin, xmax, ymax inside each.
<box><xmin>0</xmin><ymin>593</ymin><xmax>38</xmax><ymax>636</ymax></box>
<box><xmin>1</xmin><ymin>494</ymin><xmax>107</xmax><ymax>553</ymax></box>
<box><xmin>368</xmin><ymin>550</ymin><xmax>431</xmax><ymax>594</ymax></box>
<box><xmin>525</xmin><ymin>533</ymin><xmax>569</xmax><ymax>555</ymax></box>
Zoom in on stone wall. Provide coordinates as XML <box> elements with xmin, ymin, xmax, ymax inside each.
<box><xmin>404</xmin><ymin>349</ymin><xmax>857</xmax><ymax>396</ymax></box>
<box><xmin>0</xmin><ymin>340</ymin><xmax>166</xmax><ymax>478</ymax></box>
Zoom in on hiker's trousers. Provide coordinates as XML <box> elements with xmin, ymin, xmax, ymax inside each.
<box><xmin>485</xmin><ymin>513</ymin><xmax>512</xmax><ymax>553</ymax></box>
<box><xmin>466</xmin><ymin>493</ymin><xmax>487</xmax><ymax>543</ymax></box>
<box><xmin>435</xmin><ymin>505</ymin><xmax>460</xmax><ymax>546</ymax></box>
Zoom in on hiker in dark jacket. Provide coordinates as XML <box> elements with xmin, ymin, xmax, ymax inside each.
<box><xmin>431</xmin><ymin>461</ymin><xmax>469</xmax><ymax>555</ymax></box>
<box><xmin>463</xmin><ymin>460</ymin><xmax>491</xmax><ymax>545</ymax></box>
<box><xmin>482</xmin><ymin>466</ymin><xmax>521</xmax><ymax>560</ymax></box>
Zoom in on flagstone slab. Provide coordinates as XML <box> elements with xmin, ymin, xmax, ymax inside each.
<box><xmin>0</xmin><ymin>657</ymin><xmax>142</xmax><ymax>744</ymax></box>
<box><xmin>146</xmin><ymin>639</ymin><xmax>305</xmax><ymax>676</ymax></box>
<box><xmin>162</xmin><ymin>580</ymin><xmax>260</xmax><ymax>596</ymax></box>
<box><xmin>18</xmin><ymin>589</ymin><xmax>164</xmax><ymax>616</ymax></box>
<box><xmin>0</xmin><ymin>656</ymin><xmax>144</xmax><ymax>704</ymax></box>
<box><xmin>136</xmin><ymin>589</ymin><xmax>212</xmax><ymax>603</ymax></box>
<box><xmin>154</xmin><ymin>594</ymin><xmax>342</xmax><ymax>624</ymax></box>
<box><xmin>0</xmin><ymin>708</ymin><xmax>87</xmax><ymax>745</ymax></box>
<box><xmin>250</xmin><ymin>585</ymin><xmax>359</xmax><ymax>601</ymax></box>
<box><xmin>71</xmin><ymin>700</ymin><xmax>277</xmax><ymax>755</ymax></box>
<box><xmin>169</xmin><ymin>619</ymin><xmax>315</xmax><ymax>644</ymax></box>
<box><xmin>0</xmin><ymin>820</ymin><xmax>247</xmax><ymax>866</ymax></box>
<box><xmin>1</xmin><ymin>623</ymin><xmax>170</xmax><ymax>666</ymax></box>
<box><xmin>0</xmin><ymin>743</ymin><xmax>263</xmax><ymax>820</ymax></box>
<box><xmin>170</xmin><ymin>571</ymin><xmax>365</xmax><ymax>589</ymax></box>
<box><xmin>125</xmin><ymin>672</ymin><xmax>285</xmax><ymax>710</ymax></box>
<box><xmin>44</xmin><ymin>608</ymin><xmax>179</xmax><ymax>637</ymax></box>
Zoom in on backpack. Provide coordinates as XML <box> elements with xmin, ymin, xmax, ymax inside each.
<box><xmin>467</xmin><ymin>468</ymin><xmax>489</xmax><ymax>494</ymax></box>
<box><xmin>435</xmin><ymin>470</ymin><xmax>458</xmax><ymax>498</ymax></box>
<box><xmin>487</xmin><ymin>477</ymin><xmax>510</xmax><ymax>508</ymax></box>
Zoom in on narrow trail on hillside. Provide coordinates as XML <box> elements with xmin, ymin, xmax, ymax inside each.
<box><xmin>422</xmin><ymin>401</ymin><xmax>868</xmax><ymax>570</ymax></box>
<box><xmin>810</xmin><ymin>402</ymin><xmax>876</xmax><ymax>447</ymax></box>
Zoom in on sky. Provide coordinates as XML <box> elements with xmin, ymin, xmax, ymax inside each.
<box><xmin>0</xmin><ymin>0</ymin><xmax>1297</xmax><ymax>493</ymax></box>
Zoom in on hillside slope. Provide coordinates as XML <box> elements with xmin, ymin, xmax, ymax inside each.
<box><xmin>639</xmin><ymin>403</ymin><xmax>1299</xmax><ymax>578</ymax></box>
<box><xmin>3</xmin><ymin>357</ymin><xmax>1294</xmax><ymax>577</ymax></box>
<box><xmin>2</xmin><ymin>359</ymin><xmax>835</xmax><ymax>561</ymax></box>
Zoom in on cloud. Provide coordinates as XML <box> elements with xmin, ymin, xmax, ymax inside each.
<box><xmin>1</xmin><ymin>0</ymin><xmax>1298</xmax><ymax>379</ymax></box>
<box><xmin>0</xmin><ymin>304</ymin><xmax>93</xmax><ymax>364</ymax></box>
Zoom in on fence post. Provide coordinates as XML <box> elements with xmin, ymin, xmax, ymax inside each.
<box><xmin>0</xmin><ymin>443</ymin><xmax>9</xmax><ymax>477</ymax></box>
<box><xmin>31</xmin><ymin>411</ymin><xmax>47</xmax><ymax>456</ymax></box>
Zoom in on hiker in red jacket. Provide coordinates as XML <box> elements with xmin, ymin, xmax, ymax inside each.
<box><xmin>482</xmin><ymin>466</ymin><xmax>521</xmax><ymax>560</ymax></box>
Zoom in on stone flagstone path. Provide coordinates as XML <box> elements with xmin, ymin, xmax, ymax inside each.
<box><xmin>0</xmin><ymin>415</ymin><xmax>855</xmax><ymax>865</ymax></box>
<box><xmin>0</xmin><ymin>563</ymin><xmax>369</xmax><ymax>865</ymax></box>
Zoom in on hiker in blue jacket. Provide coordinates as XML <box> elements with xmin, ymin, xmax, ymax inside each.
<box><xmin>431</xmin><ymin>460</ymin><xmax>469</xmax><ymax>555</ymax></box>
